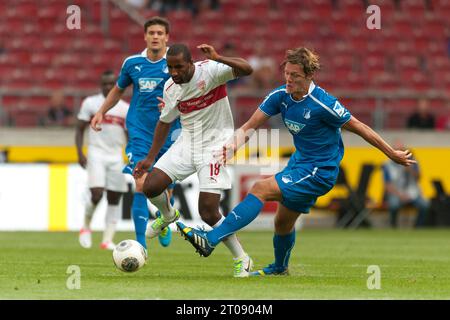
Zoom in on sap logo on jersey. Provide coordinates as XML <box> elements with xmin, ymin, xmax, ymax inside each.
<box><xmin>138</xmin><ymin>78</ymin><xmax>163</xmax><ymax>92</ymax></box>
<box><xmin>284</xmin><ymin>119</ymin><xmax>305</xmax><ymax>134</ymax></box>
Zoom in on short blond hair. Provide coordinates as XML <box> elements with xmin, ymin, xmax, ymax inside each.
<box><xmin>282</xmin><ymin>47</ymin><xmax>320</xmax><ymax>77</ymax></box>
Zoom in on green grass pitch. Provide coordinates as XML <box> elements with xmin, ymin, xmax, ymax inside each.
<box><xmin>1</xmin><ymin>229</ymin><xmax>449</xmax><ymax>299</ymax></box>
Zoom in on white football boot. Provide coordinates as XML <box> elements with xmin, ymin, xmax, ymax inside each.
<box><xmin>233</xmin><ymin>254</ymin><xmax>254</xmax><ymax>278</ymax></box>
<box><xmin>79</xmin><ymin>228</ymin><xmax>92</xmax><ymax>249</ymax></box>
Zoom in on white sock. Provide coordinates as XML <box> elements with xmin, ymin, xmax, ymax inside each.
<box><xmin>83</xmin><ymin>201</ymin><xmax>97</xmax><ymax>230</ymax></box>
<box><xmin>150</xmin><ymin>190</ymin><xmax>175</xmax><ymax>221</ymax></box>
<box><xmin>213</xmin><ymin>216</ymin><xmax>246</xmax><ymax>259</ymax></box>
<box><xmin>146</xmin><ymin>199</ymin><xmax>159</xmax><ymax>219</ymax></box>
<box><xmin>102</xmin><ymin>204</ymin><xmax>120</xmax><ymax>244</ymax></box>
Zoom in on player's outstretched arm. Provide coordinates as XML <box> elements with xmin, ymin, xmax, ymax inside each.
<box><xmin>75</xmin><ymin>120</ymin><xmax>89</xmax><ymax>168</ymax></box>
<box><xmin>133</xmin><ymin>120</ymin><xmax>172</xmax><ymax>178</ymax></box>
<box><xmin>342</xmin><ymin>116</ymin><xmax>416</xmax><ymax>166</ymax></box>
<box><xmin>217</xmin><ymin>109</ymin><xmax>270</xmax><ymax>164</ymax></box>
<box><xmin>197</xmin><ymin>44</ymin><xmax>253</xmax><ymax>77</ymax></box>
<box><xmin>90</xmin><ymin>85</ymin><xmax>125</xmax><ymax>131</ymax></box>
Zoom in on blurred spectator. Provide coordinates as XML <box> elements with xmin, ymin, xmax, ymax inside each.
<box><xmin>418</xmin><ymin>55</ymin><xmax>428</xmax><ymax>72</ymax></box>
<box><xmin>406</xmin><ymin>98</ymin><xmax>435</xmax><ymax>129</ymax></box>
<box><xmin>247</xmin><ymin>41</ymin><xmax>277</xmax><ymax>91</ymax></box>
<box><xmin>382</xmin><ymin>140</ymin><xmax>429</xmax><ymax>228</ymax></box>
<box><xmin>331</xmin><ymin>0</ymin><xmax>339</xmax><ymax>9</ymax></box>
<box><xmin>147</xmin><ymin>0</ymin><xmax>219</xmax><ymax>29</ymax></box>
<box><xmin>209</xmin><ymin>0</ymin><xmax>220</xmax><ymax>10</ymax></box>
<box><xmin>151</xmin><ymin>0</ymin><xmax>218</xmax><ymax>17</ymax></box>
<box><xmin>0</xmin><ymin>39</ymin><xmax>6</xmax><ymax>55</ymax></box>
<box><xmin>0</xmin><ymin>148</ymin><xmax>6</xmax><ymax>163</ymax></box>
<box><xmin>46</xmin><ymin>90</ymin><xmax>74</xmax><ymax>127</ymax></box>
<box><xmin>126</xmin><ymin>0</ymin><xmax>149</xmax><ymax>9</ymax></box>
<box><xmin>447</xmin><ymin>26</ymin><xmax>450</xmax><ymax>58</ymax></box>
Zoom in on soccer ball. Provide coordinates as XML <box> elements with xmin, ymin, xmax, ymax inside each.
<box><xmin>113</xmin><ymin>239</ymin><xmax>147</xmax><ymax>272</ymax></box>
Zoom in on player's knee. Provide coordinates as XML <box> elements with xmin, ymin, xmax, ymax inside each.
<box><xmin>106</xmin><ymin>192</ymin><xmax>122</xmax><ymax>205</ymax></box>
<box><xmin>142</xmin><ymin>177</ymin><xmax>162</xmax><ymax>199</ymax></box>
<box><xmin>134</xmin><ymin>174</ymin><xmax>146</xmax><ymax>193</ymax></box>
<box><xmin>274</xmin><ymin>215</ymin><xmax>294</xmax><ymax>234</ymax></box>
<box><xmin>198</xmin><ymin>202</ymin><xmax>220</xmax><ymax>226</ymax></box>
<box><xmin>91</xmin><ymin>191</ymin><xmax>103</xmax><ymax>205</ymax></box>
<box><xmin>250</xmin><ymin>181</ymin><xmax>268</xmax><ymax>200</ymax></box>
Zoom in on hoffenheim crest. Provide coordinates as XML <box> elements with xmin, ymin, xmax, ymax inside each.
<box><xmin>303</xmin><ymin>108</ymin><xmax>311</xmax><ymax>119</ymax></box>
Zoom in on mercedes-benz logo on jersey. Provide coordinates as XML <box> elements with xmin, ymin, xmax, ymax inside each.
<box><xmin>303</xmin><ymin>108</ymin><xmax>311</xmax><ymax>119</ymax></box>
<box><xmin>284</xmin><ymin>119</ymin><xmax>305</xmax><ymax>135</ymax></box>
<box><xmin>138</xmin><ymin>78</ymin><xmax>163</xmax><ymax>92</ymax></box>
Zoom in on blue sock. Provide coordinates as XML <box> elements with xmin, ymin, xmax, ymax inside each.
<box><xmin>132</xmin><ymin>192</ymin><xmax>149</xmax><ymax>249</ymax></box>
<box><xmin>170</xmin><ymin>194</ymin><xmax>175</xmax><ymax>206</ymax></box>
<box><xmin>207</xmin><ymin>194</ymin><xmax>263</xmax><ymax>246</ymax></box>
<box><xmin>273</xmin><ymin>231</ymin><xmax>296</xmax><ymax>269</ymax></box>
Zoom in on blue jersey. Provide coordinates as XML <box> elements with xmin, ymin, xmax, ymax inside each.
<box><xmin>117</xmin><ymin>49</ymin><xmax>181</xmax><ymax>157</ymax></box>
<box><xmin>259</xmin><ymin>82</ymin><xmax>351</xmax><ymax>168</ymax></box>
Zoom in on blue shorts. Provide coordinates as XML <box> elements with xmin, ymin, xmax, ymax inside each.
<box><xmin>275</xmin><ymin>162</ymin><xmax>339</xmax><ymax>213</ymax></box>
<box><xmin>123</xmin><ymin>144</ymin><xmax>175</xmax><ymax>190</ymax></box>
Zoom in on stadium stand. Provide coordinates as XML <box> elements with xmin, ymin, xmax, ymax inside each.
<box><xmin>0</xmin><ymin>0</ymin><xmax>448</xmax><ymax>128</ymax></box>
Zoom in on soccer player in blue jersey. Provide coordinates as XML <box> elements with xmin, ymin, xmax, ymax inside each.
<box><xmin>177</xmin><ymin>47</ymin><xmax>416</xmax><ymax>276</ymax></box>
<box><xmin>91</xmin><ymin>17</ymin><xmax>181</xmax><ymax>251</ymax></box>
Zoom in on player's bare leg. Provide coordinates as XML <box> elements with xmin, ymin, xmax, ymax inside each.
<box><xmin>177</xmin><ymin>177</ymin><xmax>280</xmax><ymax>259</ymax></box>
<box><xmin>138</xmin><ymin>168</ymin><xmax>180</xmax><ymax>239</ymax></box>
<box><xmin>79</xmin><ymin>187</ymin><xmax>104</xmax><ymax>249</ymax></box>
<box><xmin>180</xmin><ymin>191</ymin><xmax>252</xmax><ymax>277</ymax></box>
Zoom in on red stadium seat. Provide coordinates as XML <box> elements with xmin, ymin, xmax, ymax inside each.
<box><xmin>402</xmin><ymin>0</ymin><xmax>426</xmax><ymax>19</ymax></box>
<box><xmin>9</xmin><ymin>109</ymin><xmax>42</xmax><ymax>127</ymax></box>
<box><xmin>0</xmin><ymin>0</ymin><xmax>446</xmax><ymax>129</ymax></box>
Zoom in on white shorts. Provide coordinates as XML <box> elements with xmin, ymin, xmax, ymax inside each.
<box><xmin>154</xmin><ymin>138</ymin><xmax>231</xmax><ymax>192</ymax></box>
<box><xmin>87</xmin><ymin>155</ymin><xmax>128</xmax><ymax>192</ymax></box>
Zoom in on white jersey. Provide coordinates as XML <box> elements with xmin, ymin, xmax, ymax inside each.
<box><xmin>160</xmin><ymin>60</ymin><xmax>236</xmax><ymax>154</ymax></box>
<box><xmin>77</xmin><ymin>93</ymin><xmax>129</xmax><ymax>157</ymax></box>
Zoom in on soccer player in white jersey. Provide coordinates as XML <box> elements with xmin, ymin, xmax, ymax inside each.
<box><xmin>133</xmin><ymin>43</ymin><xmax>254</xmax><ymax>277</ymax></box>
<box><xmin>76</xmin><ymin>70</ymin><xmax>129</xmax><ymax>250</ymax></box>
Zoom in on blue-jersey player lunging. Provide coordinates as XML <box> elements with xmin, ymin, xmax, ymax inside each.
<box><xmin>177</xmin><ymin>47</ymin><xmax>416</xmax><ymax>276</ymax></box>
<box><xmin>91</xmin><ymin>17</ymin><xmax>181</xmax><ymax>251</ymax></box>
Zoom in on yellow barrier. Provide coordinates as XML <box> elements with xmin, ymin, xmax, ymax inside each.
<box><xmin>5</xmin><ymin>146</ymin><xmax>127</xmax><ymax>163</ymax></box>
<box><xmin>316</xmin><ymin>147</ymin><xmax>450</xmax><ymax>207</ymax></box>
<box><xmin>48</xmin><ymin>164</ymin><xmax>68</xmax><ymax>231</ymax></box>
<box><xmin>4</xmin><ymin>146</ymin><xmax>450</xmax><ymax>207</ymax></box>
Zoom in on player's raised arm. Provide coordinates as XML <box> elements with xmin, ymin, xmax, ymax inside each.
<box><xmin>197</xmin><ymin>44</ymin><xmax>253</xmax><ymax>77</ymax></box>
<box><xmin>133</xmin><ymin>120</ymin><xmax>172</xmax><ymax>178</ymax></box>
<box><xmin>342</xmin><ymin>115</ymin><xmax>416</xmax><ymax>166</ymax></box>
<box><xmin>90</xmin><ymin>85</ymin><xmax>125</xmax><ymax>131</ymax></box>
